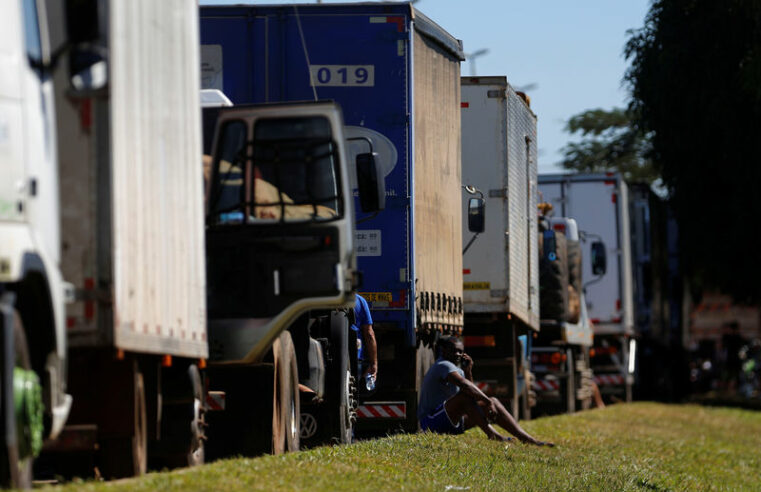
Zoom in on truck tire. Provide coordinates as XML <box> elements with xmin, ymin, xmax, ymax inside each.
<box><xmin>206</xmin><ymin>332</ymin><xmax>298</xmax><ymax>458</ymax></box>
<box><xmin>266</xmin><ymin>331</ymin><xmax>300</xmax><ymax>455</ymax></box>
<box><xmin>415</xmin><ymin>342</ymin><xmax>435</xmax><ymax>431</ymax></box>
<box><xmin>98</xmin><ymin>359</ymin><xmax>147</xmax><ymax>478</ymax></box>
<box><xmin>277</xmin><ymin>331</ymin><xmax>300</xmax><ymax>453</ymax></box>
<box><xmin>150</xmin><ymin>364</ymin><xmax>206</xmax><ymax>469</ymax></box>
<box><xmin>324</xmin><ymin>312</ymin><xmax>352</xmax><ymax>444</ymax></box>
<box><xmin>0</xmin><ymin>306</ymin><xmax>39</xmax><ymax>489</ymax></box>
<box><xmin>567</xmin><ymin>240</ymin><xmax>582</xmax><ymax>294</ymax></box>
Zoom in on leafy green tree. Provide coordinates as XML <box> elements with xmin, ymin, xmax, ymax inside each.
<box><xmin>625</xmin><ymin>0</ymin><xmax>761</xmax><ymax>302</ymax></box>
<box><xmin>559</xmin><ymin>108</ymin><xmax>657</xmax><ymax>183</ymax></box>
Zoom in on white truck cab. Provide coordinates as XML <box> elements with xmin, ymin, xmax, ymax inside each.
<box><xmin>1</xmin><ymin>0</ymin><xmax>71</xmax><ymax>487</ymax></box>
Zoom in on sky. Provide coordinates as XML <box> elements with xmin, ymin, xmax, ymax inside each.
<box><xmin>201</xmin><ymin>0</ymin><xmax>652</xmax><ymax>174</ymax></box>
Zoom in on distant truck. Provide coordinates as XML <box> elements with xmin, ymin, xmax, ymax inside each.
<box><xmin>538</xmin><ymin>173</ymin><xmax>636</xmax><ymax>402</ymax></box>
<box><xmin>459</xmin><ymin>76</ymin><xmax>539</xmax><ymax>419</ymax></box>
<box><xmin>200</xmin><ymin>2</ymin><xmax>467</xmax><ymax>434</ymax></box>
<box><xmin>2</xmin><ymin>0</ymin><xmax>209</xmax><ymax>485</ymax></box>
<box><xmin>628</xmin><ymin>182</ymin><xmax>684</xmax><ymax>401</ymax></box>
<box><xmin>532</xmin><ymin>212</ymin><xmax>596</xmax><ymax>414</ymax></box>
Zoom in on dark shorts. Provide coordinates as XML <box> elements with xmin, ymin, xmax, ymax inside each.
<box><xmin>420</xmin><ymin>401</ymin><xmax>464</xmax><ymax>435</ymax></box>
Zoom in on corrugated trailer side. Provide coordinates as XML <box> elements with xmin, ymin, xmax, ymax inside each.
<box><xmin>60</xmin><ymin>0</ymin><xmax>206</xmax><ymax>357</ymax></box>
<box><xmin>459</xmin><ymin>77</ymin><xmax>538</xmax><ymax>420</ymax></box>
<box><xmin>110</xmin><ymin>0</ymin><xmax>206</xmax><ymax>357</ymax></box>
<box><xmin>460</xmin><ymin>79</ymin><xmax>538</xmax><ymax>330</ymax></box>
<box><xmin>412</xmin><ymin>27</ymin><xmax>463</xmax><ymax>332</ymax></box>
<box><xmin>505</xmin><ymin>84</ymin><xmax>539</xmax><ymax>330</ymax></box>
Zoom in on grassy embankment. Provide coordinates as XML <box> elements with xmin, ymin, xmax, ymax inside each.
<box><xmin>48</xmin><ymin>403</ymin><xmax>761</xmax><ymax>491</ymax></box>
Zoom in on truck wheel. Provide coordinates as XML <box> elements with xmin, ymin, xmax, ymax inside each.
<box><xmin>99</xmin><ymin>360</ymin><xmax>147</xmax><ymax>478</ymax></box>
<box><xmin>325</xmin><ymin>312</ymin><xmax>352</xmax><ymax>444</ymax></box>
<box><xmin>262</xmin><ymin>331</ymin><xmax>300</xmax><ymax>455</ymax></box>
<box><xmin>151</xmin><ymin>364</ymin><xmax>206</xmax><ymax>469</ymax></box>
<box><xmin>1</xmin><ymin>307</ymin><xmax>42</xmax><ymax>489</ymax></box>
<box><xmin>276</xmin><ymin>331</ymin><xmax>300</xmax><ymax>453</ymax></box>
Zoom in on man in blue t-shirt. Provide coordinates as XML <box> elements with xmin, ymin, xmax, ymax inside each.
<box><xmin>351</xmin><ymin>294</ymin><xmax>377</xmax><ymax>382</ymax></box>
<box><xmin>418</xmin><ymin>336</ymin><xmax>553</xmax><ymax>446</ymax></box>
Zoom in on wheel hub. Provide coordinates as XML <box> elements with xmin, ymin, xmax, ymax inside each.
<box><xmin>13</xmin><ymin>367</ymin><xmax>43</xmax><ymax>459</ymax></box>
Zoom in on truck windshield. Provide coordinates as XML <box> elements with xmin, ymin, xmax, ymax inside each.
<box><xmin>208</xmin><ymin>116</ymin><xmax>342</xmax><ymax>223</ymax></box>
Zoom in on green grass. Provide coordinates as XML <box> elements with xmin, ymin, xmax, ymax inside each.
<box><xmin>48</xmin><ymin>403</ymin><xmax>761</xmax><ymax>491</ymax></box>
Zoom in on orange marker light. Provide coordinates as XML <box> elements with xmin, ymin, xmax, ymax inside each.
<box><xmin>162</xmin><ymin>355</ymin><xmax>173</xmax><ymax>368</ymax></box>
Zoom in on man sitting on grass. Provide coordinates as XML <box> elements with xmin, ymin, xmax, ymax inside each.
<box><xmin>418</xmin><ymin>336</ymin><xmax>554</xmax><ymax>446</ymax></box>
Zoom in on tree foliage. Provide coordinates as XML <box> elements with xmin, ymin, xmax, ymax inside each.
<box><xmin>625</xmin><ymin>0</ymin><xmax>761</xmax><ymax>302</ymax></box>
<box><xmin>559</xmin><ymin>108</ymin><xmax>657</xmax><ymax>183</ymax></box>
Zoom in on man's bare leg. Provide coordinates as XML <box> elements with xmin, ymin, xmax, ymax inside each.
<box><xmin>478</xmin><ymin>398</ymin><xmax>554</xmax><ymax>447</ymax></box>
<box><xmin>443</xmin><ymin>393</ymin><xmax>510</xmax><ymax>441</ymax></box>
<box><xmin>592</xmin><ymin>381</ymin><xmax>606</xmax><ymax>409</ymax></box>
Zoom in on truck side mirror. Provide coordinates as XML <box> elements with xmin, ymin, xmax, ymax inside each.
<box><xmin>591</xmin><ymin>241</ymin><xmax>607</xmax><ymax>275</ymax></box>
<box><xmin>356</xmin><ymin>152</ymin><xmax>385</xmax><ymax>212</ymax></box>
<box><xmin>467</xmin><ymin>198</ymin><xmax>485</xmax><ymax>233</ymax></box>
<box><xmin>65</xmin><ymin>0</ymin><xmax>108</xmax><ymax>92</ymax></box>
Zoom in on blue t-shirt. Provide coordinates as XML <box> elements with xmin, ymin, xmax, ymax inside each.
<box><xmin>418</xmin><ymin>358</ymin><xmax>464</xmax><ymax>418</ymax></box>
<box><xmin>351</xmin><ymin>294</ymin><xmax>373</xmax><ymax>360</ymax></box>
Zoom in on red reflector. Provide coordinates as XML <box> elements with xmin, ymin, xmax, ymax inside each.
<box><xmin>84</xmin><ymin>277</ymin><xmax>95</xmax><ymax>321</ymax></box>
<box><xmin>463</xmin><ymin>269</ymin><xmax>471</xmax><ymax>274</ymax></box>
<box><xmin>550</xmin><ymin>352</ymin><xmax>562</xmax><ymax>365</ymax></box>
<box><xmin>461</xmin><ymin>102</ymin><xmax>469</xmax><ymax>108</ymax></box>
<box><xmin>389</xmin><ymin>290</ymin><xmax>406</xmax><ymax>308</ymax></box>
<box><xmin>604</xmin><ymin>180</ymin><xmax>616</xmax><ymax>185</ymax></box>
<box><xmin>611</xmin><ymin>193</ymin><xmax>617</xmax><ymax>203</ymax></box>
<box><xmin>66</xmin><ymin>317</ymin><xmax>76</xmax><ymax>329</ymax></box>
<box><xmin>324</xmin><ymin>235</ymin><xmax>332</xmax><ymax>246</ymax></box>
<box><xmin>591</xmin><ymin>318</ymin><xmax>601</xmax><ymax>324</ymax></box>
<box><xmin>80</xmin><ymin>99</ymin><xmax>92</xmax><ymax>131</ymax></box>
<box><xmin>553</xmin><ymin>223</ymin><xmax>566</xmax><ymax>232</ymax></box>
<box><xmin>386</xmin><ymin>16</ymin><xmax>405</xmax><ymax>32</ymax></box>
<box><xmin>464</xmin><ymin>335</ymin><xmax>496</xmax><ymax>347</ymax></box>
<box><xmin>612</xmin><ymin>317</ymin><xmax>622</xmax><ymax>323</ymax></box>
<box><xmin>616</xmin><ymin>299</ymin><xmax>621</xmax><ymax>311</ymax></box>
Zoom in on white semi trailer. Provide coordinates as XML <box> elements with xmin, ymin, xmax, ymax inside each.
<box><xmin>460</xmin><ymin>76</ymin><xmax>540</xmax><ymax>419</ymax></box>
<box><xmin>538</xmin><ymin>173</ymin><xmax>636</xmax><ymax>402</ymax></box>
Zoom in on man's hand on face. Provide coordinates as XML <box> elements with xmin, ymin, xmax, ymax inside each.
<box><xmin>461</xmin><ymin>353</ymin><xmax>473</xmax><ymax>371</ymax></box>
